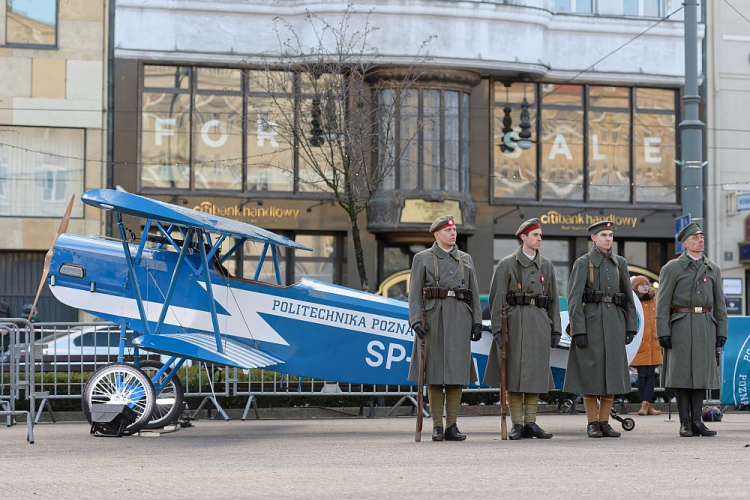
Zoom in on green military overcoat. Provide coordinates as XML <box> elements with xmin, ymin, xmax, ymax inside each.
<box><xmin>483</xmin><ymin>247</ymin><xmax>562</xmax><ymax>393</ymax></box>
<box><xmin>407</xmin><ymin>243</ymin><xmax>481</xmax><ymax>385</ymax></box>
<box><xmin>563</xmin><ymin>247</ymin><xmax>637</xmax><ymax>395</ymax></box>
<box><xmin>656</xmin><ymin>253</ymin><xmax>728</xmax><ymax>389</ymax></box>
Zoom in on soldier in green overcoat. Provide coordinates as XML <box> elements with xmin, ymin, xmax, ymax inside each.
<box><xmin>656</xmin><ymin>222</ymin><xmax>728</xmax><ymax>437</ymax></box>
<box><xmin>563</xmin><ymin>221</ymin><xmax>637</xmax><ymax>438</ymax></box>
<box><xmin>484</xmin><ymin>218</ymin><xmax>562</xmax><ymax>440</ymax></box>
<box><xmin>407</xmin><ymin>215</ymin><xmax>482</xmax><ymax>442</ymax></box>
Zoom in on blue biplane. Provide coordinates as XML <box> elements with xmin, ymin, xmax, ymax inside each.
<box><xmin>44</xmin><ymin>189</ymin><xmax>643</xmax><ymax>434</ymax></box>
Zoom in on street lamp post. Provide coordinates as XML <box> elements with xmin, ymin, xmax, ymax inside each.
<box><xmin>679</xmin><ymin>0</ymin><xmax>704</xmax><ymax>224</ymax></box>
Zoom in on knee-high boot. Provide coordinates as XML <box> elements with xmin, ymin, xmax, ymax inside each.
<box><xmin>690</xmin><ymin>389</ymin><xmax>717</xmax><ymax>437</ymax></box>
<box><xmin>675</xmin><ymin>389</ymin><xmax>692</xmax><ymax>437</ymax></box>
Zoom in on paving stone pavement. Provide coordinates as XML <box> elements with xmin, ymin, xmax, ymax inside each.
<box><xmin>1</xmin><ymin>413</ymin><xmax>749</xmax><ymax>499</ymax></box>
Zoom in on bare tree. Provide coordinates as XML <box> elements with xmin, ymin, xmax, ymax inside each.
<box><xmin>252</xmin><ymin>6</ymin><xmax>432</xmax><ymax>291</ymax></box>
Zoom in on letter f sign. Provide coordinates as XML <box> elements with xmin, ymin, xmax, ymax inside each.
<box><xmin>155</xmin><ymin>118</ymin><xmax>177</xmax><ymax>146</ymax></box>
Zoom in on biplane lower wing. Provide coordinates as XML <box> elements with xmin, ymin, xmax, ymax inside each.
<box><xmin>132</xmin><ymin>332</ymin><xmax>284</xmax><ymax>370</ymax></box>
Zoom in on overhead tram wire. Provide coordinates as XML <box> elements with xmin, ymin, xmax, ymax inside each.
<box><xmin>2</xmin><ymin>139</ymin><xmax>749</xmax><ymax>192</ymax></box>
<box><xmin>724</xmin><ymin>0</ymin><xmax>750</xmax><ymax>25</ymax></box>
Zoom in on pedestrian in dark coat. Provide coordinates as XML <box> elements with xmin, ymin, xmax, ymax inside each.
<box><xmin>484</xmin><ymin>218</ymin><xmax>561</xmax><ymax>440</ymax></box>
<box><xmin>564</xmin><ymin>220</ymin><xmax>637</xmax><ymax>438</ymax></box>
<box><xmin>408</xmin><ymin>215</ymin><xmax>482</xmax><ymax>442</ymax></box>
<box><xmin>656</xmin><ymin>222</ymin><xmax>727</xmax><ymax>437</ymax></box>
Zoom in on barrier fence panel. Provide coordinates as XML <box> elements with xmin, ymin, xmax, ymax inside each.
<box><xmin>0</xmin><ymin>319</ymin><xmax>36</xmax><ymax>443</ymax></box>
<box><xmin>11</xmin><ymin>321</ymin><xmax>502</xmax><ymax>423</ymax></box>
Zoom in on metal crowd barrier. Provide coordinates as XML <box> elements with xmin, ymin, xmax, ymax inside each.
<box><xmin>0</xmin><ymin>319</ymin><xmax>36</xmax><ymax>444</ymax></box>
<box><xmin>8</xmin><ymin>321</ymin><xmax>500</xmax><ymax>424</ymax></box>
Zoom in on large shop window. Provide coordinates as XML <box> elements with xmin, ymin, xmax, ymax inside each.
<box><xmin>140</xmin><ymin>66</ymin><xmax>344</xmax><ymax>194</ymax></box>
<box><xmin>492</xmin><ymin>82</ymin><xmax>677</xmax><ymax>205</ymax></box>
<box><xmin>0</xmin><ymin>126</ymin><xmax>84</xmax><ymax>217</ymax></box>
<box><xmin>5</xmin><ymin>0</ymin><xmax>57</xmax><ymax>47</ymax></box>
<box><xmin>379</xmin><ymin>88</ymin><xmax>470</xmax><ymax>193</ymax></box>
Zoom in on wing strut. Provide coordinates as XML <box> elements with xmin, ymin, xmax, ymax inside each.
<box><xmin>197</xmin><ymin>229</ymin><xmax>224</xmax><ymax>354</ymax></box>
<box><xmin>116</xmin><ymin>212</ymin><xmax>150</xmax><ymax>335</ymax></box>
<box><xmin>154</xmin><ymin>228</ymin><xmax>194</xmax><ymax>335</ymax></box>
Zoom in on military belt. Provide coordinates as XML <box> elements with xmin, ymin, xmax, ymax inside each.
<box><xmin>601</xmin><ymin>296</ymin><xmax>613</xmax><ymax>303</ymax></box>
<box><xmin>671</xmin><ymin>307</ymin><xmax>713</xmax><ymax>314</ymax></box>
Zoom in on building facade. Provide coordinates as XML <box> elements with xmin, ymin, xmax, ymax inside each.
<box><xmin>109</xmin><ymin>0</ymin><xmax>697</xmax><ymax>298</ymax></box>
<box><xmin>0</xmin><ymin>0</ymin><xmax>109</xmax><ymax>320</ymax></box>
<box><xmin>706</xmin><ymin>0</ymin><xmax>749</xmax><ymax>315</ymax></box>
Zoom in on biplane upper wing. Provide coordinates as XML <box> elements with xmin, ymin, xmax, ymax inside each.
<box><xmin>81</xmin><ymin>189</ymin><xmax>312</xmax><ymax>251</ymax></box>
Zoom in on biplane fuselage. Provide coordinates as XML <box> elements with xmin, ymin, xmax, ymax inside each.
<box><xmin>49</xmin><ymin>232</ymin><xmax>494</xmax><ymax>385</ymax></box>
<box><xmin>47</xmin><ymin>189</ymin><xmax>642</xmax><ymax>390</ymax></box>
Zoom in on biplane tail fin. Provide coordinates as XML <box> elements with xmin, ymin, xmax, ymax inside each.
<box><xmin>133</xmin><ymin>332</ymin><xmax>284</xmax><ymax>370</ymax></box>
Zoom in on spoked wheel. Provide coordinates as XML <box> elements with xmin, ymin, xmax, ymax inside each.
<box><xmin>82</xmin><ymin>363</ymin><xmax>156</xmax><ymax>435</ymax></box>
<box><xmin>138</xmin><ymin>360</ymin><xmax>185</xmax><ymax>429</ymax></box>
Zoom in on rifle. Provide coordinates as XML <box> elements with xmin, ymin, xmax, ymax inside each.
<box><xmin>500</xmin><ymin>299</ymin><xmax>508</xmax><ymax>440</ymax></box>
<box><xmin>415</xmin><ymin>302</ymin><xmax>427</xmax><ymax>442</ymax></box>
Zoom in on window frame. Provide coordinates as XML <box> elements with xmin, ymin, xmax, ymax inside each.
<box><xmin>623</xmin><ymin>0</ymin><xmax>662</xmax><ymax>18</ymax></box>
<box><xmin>489</xmin><ymin>79</ymin><xmax>680</xmax><ymax>208</ymax></box>
<box><xmin>138</xmin><ymin>63</ymin><xmax>341</xmax><ymax>199</ymax></box>
<box><xmin>0</xmin><ymin>124</ymin><xmax>87</xmax><ymax>219</ymax></box>
<box><xmin>4</xmin><ymin>0</ymin><xmax>59</xmax><ymax>49</ymax></box>
<box><xmin>554</xmin><ymin>0</ymin><xmax>595</xmax><ymax>14</ymax></box>
<box><xmin>381</xmin><ymin>86</ymin><xmax>471</xmax><ymax>194</ymax></box>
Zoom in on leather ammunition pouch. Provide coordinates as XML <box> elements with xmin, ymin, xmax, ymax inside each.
<box><xmin>535</xmin><ymin>295</ymin><xmax>553</xmax><ymax>310</ymax></box>
<box><xmin>507</xmin><ymin>292</ymin><xmax>552</xmax><ymax>309</ymax></box>
<box><xmin>583</xmin><ymin>290</ymin><xmax>604</xmax><ymax>304</ymax></box>
<box><xmin>423</xmin><ymin>287</ymin><xmax>447</xmax><ymax>299</ymax></box>
<box><xmin>613</xmin><ymin>292</ymin><xmax>626</xmax><ymax>308</ymax></box>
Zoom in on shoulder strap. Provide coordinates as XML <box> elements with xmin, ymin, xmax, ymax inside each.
<box><xmin>588</xmin><ymin>258</ymin><xmax>594</xmax><ymax>287</ymax></box>
<box><xmin>459</xmin><ymin>252</ymin><xmax>465</xmax><ymax>287</ymax></box>
<box><xmin>433</xmin><ymin>251</ymin><xmax>440</xmax><ymax>285</ymax></box>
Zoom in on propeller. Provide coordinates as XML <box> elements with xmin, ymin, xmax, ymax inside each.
<box><xmin>28</xmin><ymin>195</ymin><xmax>76</xmax><ymax>322</ymax></box>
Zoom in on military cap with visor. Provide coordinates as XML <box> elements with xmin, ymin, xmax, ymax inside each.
<box><xmin>516</xmin><ymin>218</ymin><xmax>542</xmax><ymax>237</ymax></box>
<box><xmin>430</xmin><ymin>215</ymin><xmax>455</xmax><ymax>233</ymax></box>
<box><xmin>677</xmin><ymin>222</ymin><xmax>703</xmax><ymax>243</ymax></box>
<box><xmin>588</xmin><ymin>220</ymin><xmax>615</xmax><ymax>235</ymax></box>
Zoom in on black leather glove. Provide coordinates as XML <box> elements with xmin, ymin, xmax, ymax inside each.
<box><xmin>625</xmin><ymin>331</ymin><xmax>636</xmax><ymax>345</ymax></box>
<box><xmin>716</xmin><ymin>337</ymin><xmax>726</xmax><ymax>348</ymax></box>
<box><xmin>551</xmin><ymin>334</ymin><xmax>561</xmax><ymax>349</ymax></box>
<box><xmin>574</xmin><ymin>334</ymin><xmax>587</xmax><ymax>348</ymax></box>
<box><xmin>658</xmin><ymin>336</ymin><xmax>672</xmax><ymax>349</ymax></box>
<box><xmin>413</xmin><ymin>323</ymin><xmax>427</xmax><ymax>340</ymax></box>
<box><xmin>470</xmin><ymin>324</ymin><xmax>482</xmax><ymax>342</ymax></box>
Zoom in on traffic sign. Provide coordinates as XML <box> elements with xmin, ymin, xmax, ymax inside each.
<box><xmin>737</xmin><ymin>193</ymin><xmax>750</xmax><ymax>211</ymax></box>
<box><xmin>675</xmin><ymin>214</ymin><xmax>691</xmax><ymax>254</ymax></box>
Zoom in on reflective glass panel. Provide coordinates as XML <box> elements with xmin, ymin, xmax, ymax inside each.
<box><xmin>144</xmin><ymin>66</ymin><xmax>191</xmax><ymax>90</ymax></box>
<box><xmin>588</xmin><ymin>110</ymin><xmax>631</xmax><ymax>201</ymax></box>
<box><xmin>0</xmin><ymin>126</ymin><xmax>84</xmax><ymax>217</ymax></box>
<box><xmin>6</xmin><ymin>0</ymin><xmax>56</xmax><ymax>46</ymax></box>
<box><xmin>141</xmin><ymin>92</ymin><xmax>191</xmax><ymax>189</ymax></box>
<box><xmin>541</xmin><ymin>84</ymin><xmax>584</xmax><ymax>200</ymax></box>
<box><xmin>247</xmin><ymin>96</ymin><xmax>295</xmax><ymax>192</ymax></box>
<box><xmin>444</xmin><ymin>91</ymin><xmax>460</xmax><ymax>192</ymax></box>
<box><xmin>493</xmin><ymin>82</ymin><xmax>537</xmax><ymax>200</ymax></box>
<box><xmin>379</xmin><ymin>89</ymin><xmax>397</xmax><ymax>191</ymax></box>
<box><xmin>422</xmin><ymin>90</ymin><xmax>441</xmax><ymax>191</ymax></box>
<box><xmin>196</xmin><ymin>68</ymin><xmax>242</xmax><ymax>93</ymax></box>
<box><xmin>193</xmin><ymin>94</ymin><xmax>243</xmax><ymax>190</ymax></box>
<box><xmin>399</xmin><ymin>90</ymin><xmax>419</xmax><ymax>190</ymax></box>
<box><xmin>634</xmin><ymin>112</ymin><xmax>676</xmax><ymax>203</ymax></box>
